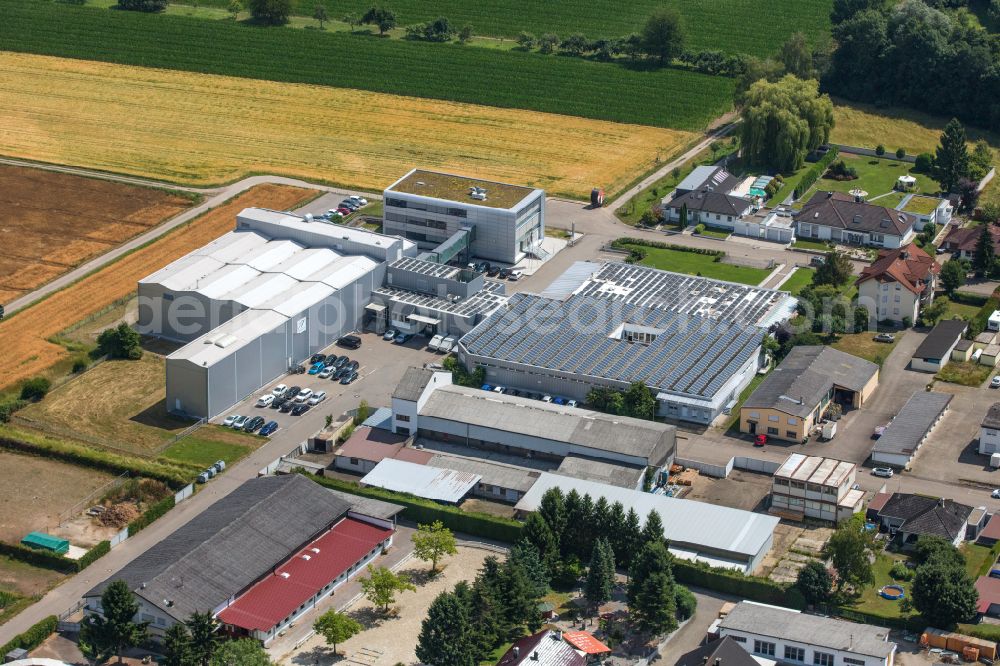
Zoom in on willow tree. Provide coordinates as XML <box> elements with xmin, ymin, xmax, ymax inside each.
<box><xmin>741</xmin><ymin>75</ymin><xmax>834</xmax><ymax>173</ymax></box>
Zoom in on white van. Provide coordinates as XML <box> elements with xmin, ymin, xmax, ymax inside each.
<box><xmin>428</xmin><ymin>334</ymin><xmax>444</xmax><ymax>351</ymax></box>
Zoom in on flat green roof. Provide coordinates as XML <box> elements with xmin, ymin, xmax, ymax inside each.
<box><xmin>902</xmin><ymin>195</ymin><xmax>943</xmax><ymax>215</ymax></box>
<box><xmin>21</xmin><ymin>531</ymin><xmax>69</xmax><ymax>553</ymax></box>
<box><xmin>387</xmin><ymin>170</ymin><xmax>536</xmax><ymax>210</ymax></box>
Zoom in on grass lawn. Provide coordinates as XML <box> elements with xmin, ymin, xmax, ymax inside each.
<box><xmin>902</xmin><ymin>195</ymin><xmax>942</xmax><ymax>215</ymax></box>
<box><xmin>962</xmin><ymin>542</ymin><xmax>997</xmax><ymax>578</ymax></box>
<box><xmin>159</xmin><ymin>430</ymin><xmax>255</xmax><ymax>467</ymax></box>
<box><xmin>870</xmin><ymin>191</ymin><xmax>907</xmax><ymax>208</ymax></box>
<box><xmin>943</xmin><ymin>298</ymin><xmax>981</xmax><ymax>321</ymax></box>
<box><xmin>846</xmin><ymin>553</ymin><xmax>913</xmax><ymax>621</ymax></box>
<box><xmin>829</xmin><ymin>330</ymin><xmax>900</xmax><ymax>365</ymax></box>
<box><xmin>618</xmin><ymin>244</ymin><xmax>771</xmax><ymax>285</ymax></box>
<box><xmin>778</xmin><ymin>268</ymin><xmax>815</xmax><ymax>295</ymax></box>
<box><xmin>802</xmin><ymin>155</ymin><xmax>938</xmax><ymax>202</ymax></box>
<box><xmin>697</xmin><ymin>227</ymin><xmax>731</xmax><ymax>239</ymax></box>
<box><xmin>792</xmin><ymin>239</ymin><xmax>832</xmax><ymax>252</ymax></box>
<box><xmin>725</xmin><ymin>372</ymin><xmax>769</xmax><ymax>432</ymax></box>
<box><xmin>936</xmin><ymin>361</ymin><xmax>993</xmax><ymax>387</ymax></box>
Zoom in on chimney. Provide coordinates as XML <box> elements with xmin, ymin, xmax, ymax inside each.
<box><xmin>532</xmin><ymin>651</ymin><xmax>540</xmax><ymax>661</ymax></box>
<box><xmin>703</xmin><ymin>657</ymin><xmax>710</xmax><ymax>665</ymax></box>
<box><xmin>855</xmin><ymin>194</ymin><xmax>862</xmax><ymax>203</ymax></box>
<box><xmin>939</xmin><ymin>498</ymin><xmax>945</xmax><ymax>507</ymax></box>
<box><xmin>513</xmin><ymin>647</ymin><xmax>520</xmax><ymax>658</ymax></box>
<box><xmin>715</xmin><ymin>659</ymin><xmax>722</xmax><ymax>666</ymax></box>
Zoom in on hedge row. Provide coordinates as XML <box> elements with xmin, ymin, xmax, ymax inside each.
<box><xmin>611</xmin><ymin>237</ymin><xmax>725</xmax><ymax>257</ymax></box>
<box><xmin>0</xmin><ymin>615</ymin><xmax>58</xmax><ymax>657</ymax></box>
<box><xmin>793</xmin><ymin>147</ymin><xmax>841</xmax><ymax>200</ymax></box>
<box><xmin>671</xmin><ymin>559</ymin><xmax>805</xmax><ymax>609</ymax></box>
<box><xmin>836</xmin><ymin>608</ymin><xmax>923</xmax><ymax>632</ymax></box>
<box><xmin>0</xmin><ymin>426</ymin><xmax>192</xmax><ymax>488</ymax></box>
<box><xmin>127</xmin><ymin>496</ymin><xmax>175</xmax><ymax>535</ymax></box>
<box><xmin>309</xmin><ymin>474</ymin><xmax>523</xmax><ymax>543</ymax></box>
<box><xmin>952</xmin><ymin>291</ymin><xmax>989</xmax><ymax>307</ymax></box>
<box><xmin>0</xmin><ymin>538</ymin><xmax>112</xmax><ymax>574</ymax></box>
<box><xmin>968</xmin><ymin>290</ymin><xmax>1000</xmax><ymax>337</ymax></box>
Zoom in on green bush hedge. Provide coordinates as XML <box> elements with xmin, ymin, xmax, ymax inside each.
<box><xmin>611</xmin><ymin>237</ymin><xmax>725</xmax><ymax>257</ymax></box>
<box><xmin>0</xmin><ymin>541</ymin><xmax>77</xmax><ymax>574</ymax></box>
<box><xmin>672</xmin><ymin>559</ymin><xmax>805</xmax><ymax>609</ymax></box>
<box><xmin>0</xmin><ymin>615</ymin><xmax>58</xmax><ymax>657</ymax></box>
<box><xmin>77</xmin><ymin>540</ymin><xmax>110</xmax><ymax>570</ymax></box>
<box><xmin>128</xmin><ymin>496</ymin><xmax>175</xmax><ymax>535</ymax></box>
<box><xmin>309</xmin><ymin>474</ymin><xmax>523</xmax><ymax>543</ymax></box>
<box><xmin>794</xmin><ymin>147</ymin><xmax>841</xmax><ymax>200</ymax></box>
<box><xmin>836</xmin><ymin>608</ymin><xmax>923</xmax><ymax>631</ymax></box>
<box><xmin>0</xmin><ymin>425</ymin><xmax>192</xmax><ymax>487</ymax></box>
<box><xmin>968</xmin><ymin>291</ymin><xmax>1000</xmax><ymax>337</ymax></box>
<box><xmin>952</xmin><ymin>291</ymin><xmax>989</xmax><ymax>307</ymax></box>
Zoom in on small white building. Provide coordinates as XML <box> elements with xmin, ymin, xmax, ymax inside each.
<box><xmin>770</xmin><ymin>455</ymin><xmax>864</xmax><ymax>523</ymax></box>
<box><xmin>980</xmin><ymin>403</ymin><xmax>1000</xmax><ymax>456</ymax></box>
<box><xmin>718</xmin><ymin>601</ymin><xmax>897</xmax><ymax>666</ymax></box>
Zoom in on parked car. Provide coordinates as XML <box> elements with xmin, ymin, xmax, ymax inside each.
<box><xmin>271</xmin><ymin>384</ymin><xmax>288</xmax><ymax>397</ymax></box>
<box><xmin>339</xmin><ymin>200</ymin><xmax>360</xmax><ymax>210</ymax></box>
<box><xmin>346</xmin><ymin>360</ymin><xmax>360</xmax><ymax>371</ymax></box>
<box><xmin>243</xmin><ymin>416</ymin><xmax>265</xmax><ymax>433</ymax></box>
<box><xmin>553</xmin><ymin>397</ymin><xmax>566</xmax><ymax>405</ymax></box>
<box><xmin>279</xmin><ymin>401</ymin><xmax>295</xmax><ymax>413</ymax></box>
<box><xmin>310</xmin><ymin>353</ymin><xmax>327</xmax><ymax>364</ymax></box>
<box><xmin>291</xmin><ymin>403</ymin><xmax>311</xmax><ymax>416</ymax></box>
<box><xmin>223</xmin><ymin>414</ymin><xmax>239</xmax><ymax>427</ymax></box>
<box><xmin>509</xmin><ymin>270</ymin><xmax>523</xmax><ymax>281</ymax></box>
<box><xmin>383</xmin><ymin>328</ymin><xmax>398</xmax><ymax>341</ymax></box>
<box><xmin>332</xmin><ymin>355</ymin><xmax>349</xmax><ymax>368</ymax></box>
<box><xmin>339</xmin><ymin>371</ymin><xmax>358</xmax><ymax>384</ymax></box>
<box><xmin>272</xmin><ymin>395</ymin><xmax>289</xmax><ymax>409</ymax></box>
<box><xmin>493</xmin><ymin>385</ymin><xmax>506</xmax><ymax>393</ymax></box>
<box><xmin>318</xmin><ymin>367</ymin><xmax>335</xmax><ymax>379</ymax></box>
<box><xmin>349</xmin><ymin>195</ymin><xmax>368</xmax><ymax>206</ymax></box>
<box><xmin>499</xmin><ymin>268</ymin><xmax>512</xmax><ymax>279</ymax></box>
<box><xmin>567</xmin><ymin>399</ymin><xmax>578</xmax><ymax>408</ymax></box>
<box><xmin>486</xmin><ymin>265</ymin><xmax>501</xmax><ymax>277</ymax></box>
<box><xmin>336</xmin><ymin>207</ymin><xmax>353</xmax><ymax>216</ymax></box>
<box><xmin>232</xmin><ymin>415</ymin><xmax>249</xmax><ymax>429</ymax></box>
<box><xmin>872</xmin><ymin>467</ymin><xmax>894</xmax><ymax>478</ymax></box>
<box><xmin>753</xmin><ymin>434</ymin><xmax>767</xmax><ymax>447</ymax></box>
<box><xmin>810</xmin><ymin>255</ymin><xmax>825</xmax><ymax>267</ymax></box>
<box><xmin>307</xmin><ymin>361</ymin><xmax>326</xmax><ymax>375</ymax></box>
<box><xmin>992</xmin><ymin>489</ymin><xmax>1000</xmax><ymax>499</ymax></box>
<box><xmin>294</xmin><ymin>388</ymin><xmax>313</xmax><ymax>403</ymax></box>
<box><xmin>874</xmin><ymin>333</ymin><xmax>895</xmax><ymax>343</ymax></box>
<box><xmin>438</xmin><ymin>336</ymin><xmax>457</xmax><ymax>353</ymax></box>
<box><xmin>541</xmin><ymin>395</ymin><xmax>553</xmax><ymax>403</ymax></box>
<box><xmin>338</xmin><ymin>335</ymin><xmax>362</xmax><ymax>349</ymax></box>
<box><xmin>287</xmin><ymin>386</ymin><xmax>302</xmax><ymax>400</ymax></box>
<box><xmin>428</xmin><ymin>334</ymin><xmax>444</xmax><ymax>351</ymax></box>
<box><xmin>991</xmin><ymin>376</ymin><xmax>1000</xmax><ymax>389</ymax></box>
<box><xmin>393</xmin><ymin>332</ymin><xmax>413</xmax><ymax>345</ymax></box>
<box><xmin>308</xmin><ymin>390</ymin><xmax>327</xmax><ymax>405</ymax></box>
<box><xmin>259</xmin><ymin>421</ymin><xmax>279</xmax><ymax>437</ymax></box>
<box><xmin>481</xmin><ymin>383</ymin><xmax>494</xmax><ymax>392</ymax></box>
<box><xmin>256</xmin><ymin>394</ymin><xmax>274</xmax><ymax>408</ymax></box>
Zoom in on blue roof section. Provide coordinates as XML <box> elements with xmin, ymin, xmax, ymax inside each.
<box><xmin>361</xmin><ymin>406</ymin><xmax>393</xmax><ymax>431</ymax></box>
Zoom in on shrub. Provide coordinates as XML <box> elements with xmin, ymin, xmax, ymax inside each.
<box><xmin>77</xmin><ymin>540</ymin><xmax>111</xmax><ymax>570</ymax></box>
<box><xmin>0</xmin><ymin>398</ymin><xmax>27</xmax><ymax>424</ymax></box>
<box><xmin>308</xmin><ymin>473</ymin><xmax>522</xmax><ymax>543</ymax></box>
<box><xmin>611</xmin><ymin>237</ymin><xmax>724</xmax><ymax>257</ymax></box>
<box><xmin>825</xmin><ymin>159</ymin><xmax>858</xmax><ymax>180</ymax></box>
<box><xmin>96</xmin><ymin>323</ymin><xmax>142</xmax><ymax>360</ymax></box>
<box><xmin>515</xmin><ymin>31</ymin><xmax>536</xmax><ymax>49</ymax></box>
<box><xmin>896</xmin><ymin>147</ymin><xmax>906</xmax><ymax>160</ymax></box>
<box><xmin>20</xmin><ymin>377</ymin><xmax>51</xmax><ymax>402</ymax></box>
<box><xmin>694</xmin><ymin>223</ymin><xmax>706</xmax><ymax>234</ymax></box>
<box><xmin>246</xmin><ymin>0</ymin><xmax>291</xmax><ymax>24</ymax></box>
<box><xmin>127</xmin><ymin>495</ymin><xmax>175</xmax><ymax>535</ymax></box>
<box><xmin>72</xmin><ymin>358</ymin><xmax>89</xmax><ymax>373</ymax></box>
<box><xmin>117</xmin><ymin>0</ymin><xmax>167</xmax><ymax>10</ymax></box>
<box><xmin>674</xmin><ymin>585</ymin><xmax>697</xmax><ymax>620</ymax></box>
<box><xmin>538</xmin><ymin>33</ymin><xmax>559</xmax><ymax>54</ymax></box>
<box><xmin>915</xmin><ymin>152</ymin><xmax>934</xmax><ymax>173</ymax></box>
<box><xmin>794</xmin><ymin>147</ymin><xmax>840</xmax><ymax>199</ymax></box>
<box><xmin>889</xmin><ymin>561</ymin><xmax>914</xmax><ymax>581</ymax></box>
<box><xmin>0</xmin><ymin>615</ymin><xmax>58</xmax><ymax>657</ymax></box>
<box><xmin>671</xmin><ymin>558</ymin><xmax>805</xmax><ymax>609</ymax></box>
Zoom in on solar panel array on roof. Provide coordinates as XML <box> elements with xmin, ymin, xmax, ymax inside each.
<box><xmin>461</xmin><ymin>291</ymin><xmax>763</xmax><ymax>399</ymax></box>
<box><xmin>390</xmin><ymin>256</ymin><xmax>461</xmax><ymax>280</ymax></box>
<box><xmin>373</xmin><ymin>280</ymin><xmax>507</xmax><ymax>318</ymax></box>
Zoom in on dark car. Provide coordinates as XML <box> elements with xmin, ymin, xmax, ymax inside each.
<box><xmin>339</xmin><ymin>200</ymin><xmax>360</xmax><ymax>210</ymax></box>
<box><xmin>340</xmin><ymin>371</ymin><xmax>358</xmax><ymax>385</ymax></box>
<box><xmin>279</xmin><ymin>401</ymin><xmax>295</xmax><ymax>413</ymax></box>
<box><xmin>310</xmin><ymin>353</ymin><xmax>327</xmax><ymax>364</ymax></box>
<box><xmin>337</xmin><ymin>335</ymin><xmax>362</xmax><ymax>349</ymax></box>
<box><xmin>346</xmin><ymin>360</ymin><xmax>360</xmax><ymax>371</ymax></box>
<box><xmin>486</xmin><ymin>265</ymin><xmax>501</xmax><ymax>277</ymax></box>
<box><xmin>291</xmin><ymin>403</ymin><xmax>311</xmax><ymax>416</ymax></box>
<box><xmin>259</xmin><ymin>420</ymin><xmax>279</xmax><ymax>436</ymax></box>
<box><xmin>272</xmin><ymin>395</ymin><xmax>289</xmax><ymax>409</ymax></box>
<box><xmin>499</xmin><ymin>268</ymin><xmax>512</xmax><ymax>279</ymax></box>
<box><xmin>243</xmin><ymin>416</ymin><xmax>265</xmax><ymax>433</ymax></box>
<box><xmin>332</xmin><ymin>355</ymin><xmax>349</xmax><ymax>368</ymax></box>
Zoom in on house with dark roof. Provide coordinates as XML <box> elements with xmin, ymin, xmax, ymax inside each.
<box><xmin>496</xmin><ymin>630</ymin><xmax>586</xmax><ymax>666</ymax></box>
<box><xmin>83</xmin><ymin>475</ymin><xmax>400</xmax><ymax>645</ymax></box>
<box><xmin>795</xmin><ymin>191</ymin><xmax>917</xmax><ymax>249</ymax></box>
<box><xmin>911</xmin><ymin>319</ymin><xmax>969</xmax><ymax>372</ymax></box>
<box><xmin>740</xmin><ymin>346</ymin><xmax>879</xmax><ymax>443</ymax></box>
<box><xmin>980</xmin><ymin>402</ymin><xmax>1000</xmax><ymax>455</ymax></box>
<box><xmin>659</xmin><ymin>166</ymin><xmax>755</xmax><ymax>230</ymax></box>
<box><xmin>873</xmin><ymin>492</ymin><xmax>973</xmax><ymax>547</ymax></box>
<box><xmin>856</xmin><ymin>243</ymin><xmax>939</xmax><ymax>325</ymax></box>
<box><xmin>941</xmin><ymin>224</ymin><xmax>1000</xmax><ymax>262</ymax></box>
<box><xmin>676</xmin><ymin>635</ymin><xmax>770</xmax><ymax>666</ymax></box>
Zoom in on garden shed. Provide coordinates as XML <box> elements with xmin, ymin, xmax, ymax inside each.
<box><xmin>20</xmin><ymin>531</ymin><xmax>69</xmax><ymax>554</ymax></box>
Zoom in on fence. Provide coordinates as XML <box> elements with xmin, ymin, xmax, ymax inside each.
<box><xmin>54</xmin><ymin>471</ymin><xmax>131</xmax><ymax>528</ymax></box>
<box><xmin>161</xmin><ymin>419</ymin><xmax>206</xmax><ymax>452</ymax></box>
<box><xmin>978</xmin><ymin>168</ymin><xmax>996</xmax><ymax>193</ymax></box>
<box><xmin>110</xmin><ymin>527</ymin><xmax>129</xmax><ymax>549</ymax></box>
<box><xmin>259</xmin><ymin>442</ymin><xmax>309</xmax><ymax>476</ymax></box>
<box><xmin>173</xmin><ymin>483</ymin><xmax>194</xmax><ymax>504</ymax></box>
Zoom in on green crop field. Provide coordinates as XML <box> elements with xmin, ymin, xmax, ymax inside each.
<box><xmin>190</xmin><ymin>0</ymin><xmax>832</xmax><ymax>56</ymax></box>
<box><xmin>0</xmin><ymin>0</ymin><xmax>732</xmax><ymax>130</ymax></box>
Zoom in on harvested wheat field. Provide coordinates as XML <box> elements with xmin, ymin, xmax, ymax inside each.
<box><xmin>0</xmin><ymin>52</ymin><xmax>693</xmax><ymax>198</ymax></box>
<box><xmin>0</xmin><ymin>165</ymin><xmax>192</xmax><ymax>304</ymax></box>
<box><xmin>0</xmin><ymin>184</ymin><xmax>312</xmax><ymax>391</ymax></box>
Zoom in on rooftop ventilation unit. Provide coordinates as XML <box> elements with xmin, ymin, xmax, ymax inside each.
<box><xmin>311</xmin><ymin>547</ymin><xmax>320</xmax><ymax>554</ymax></box>
<box><xmin>301</xmin><ymin>554</ymin><xmax>311</xmax><ymax>561</ymax></box>
<box><xmin>469</xmin><ymin>186</ymin><xmax>487</xmax><ymax>201</ymax></box>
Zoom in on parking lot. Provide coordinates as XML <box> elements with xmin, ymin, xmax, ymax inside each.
<box><xmin>210</xmin><ymin>331</ymin><xmax>441</xmax><ymax>448</ymax></box>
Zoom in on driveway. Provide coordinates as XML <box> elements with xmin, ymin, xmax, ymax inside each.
<box><xmin>658</xmin><ymin>587</ymin><xmax>736</xmax><ymax>662</ymax></box>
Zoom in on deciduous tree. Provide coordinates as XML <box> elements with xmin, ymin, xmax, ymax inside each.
<box><xmin>796</xmin><ymin>560</ymin><xmax>833</xmax><ymax>606</ymax></box>
<box><xmin>312</xmin><ymin>4</ymin><xmax>328</xmax><ymax>28</ymax></box>
<box><xmin>912</xmin><ymin>562</ymin><xmax>978</xmax><ymax>628</ymax></box>
<box><xmin>80</xmin><ymin>580</ymin><xmax>148</xmax><ymax>665</ymax></box>
<box><xmin>813</xmin><ymin>251</ymin><xmax>853</xmax><ymax>287</ymax></box>
<box><xmin>824</xmin><ymin>514</ymin><xmax>876</xmax><ymax>592</ymax></box>
<box><xmin>247</xmin><ymin>0</ymin><xmax>291</xmax><ymax>24</ymax></box>
<box><xmin>640</xmin><ymin>8</ymin><xmax>686</xmax><ymax>64</ymax></box>
<box><xmin>97</xmin><ymin>322</ymin><xmax>142</xmax><ymax>360</ymax></box>
<box><xmin>940</xmin><ymin>259</ymin><xmax>966</xmax><ymax>296</ymax></box>
<box><xmin>362</xmin><ymin>6</ymin><xmax>397</xmax><ymax>35</ymax></box>
<box><xmin>412</xmin><ymin>521</ymin><xmax>457</xmax><ymax>573</ymax></box>
<box><xmin>210</xmin><ymin>639</ymin><xmax>274</xmax><ymax>666</ymax></box>
<box><xmin>313</xmin><ymin>610</ymin><xmax>362</xmax><ymax>656</ymax></box>
<box><xmin>741</xmin><ymin>75</ymin><xmax>834</xmax><ymax>173</ymax></box>
<box><xmin>779</xmin><ymin>31</ymin><xmax>813</xmax><ymax>79</ymax></box>
<box><xmin>360</xmin><ymin>565</ymin><xmax>415</xmax><ymax>612</ymax></box>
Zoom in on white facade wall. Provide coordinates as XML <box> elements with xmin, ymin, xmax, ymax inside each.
<box><xmin>796</xmin><ymin>222</ymin><xmax>914</xmax><ymax>249</ymax></box>
<box><xmin>718</xmin><ymin>628</ymin><xmax>894</xmax><ymax>666</ymax></box>
<box><xmin>980</xmin><ymin>426</ymin><xmax>1000</xmax><ymax>455</ymax></box>
<box><xmin>858</xmin><ymin>281</ymin><xmax>920</xmax><ymax>324</ymax></box>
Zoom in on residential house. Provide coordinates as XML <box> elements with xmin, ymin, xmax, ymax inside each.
<box><xmin>496</xmin><ymin>630</ymin><xmax>586</xmax><ymax>666</ymax></box>
<box><xmin>795</xmin><ymin>191</ymin><xmax>917</xmax><ymax>249</ymax></box>
<box><xmin>717</xmin><ymin>601</ymin><xmax>897</xmax><ymax>666</ymax></box>
<box><xmin>770</xmin><ymin>454</ymin><xmax>864</xmax><ymax>523</ymax></box>
<box><xmin>332</xmin><ymin>425</ymin><xmax>432</xmax><ymax>474</ymax></box>
<box><xmin>855</xmin><ymin>243</ymin><xmax>939</xmax><ymax>325</ymax></box>
<box><xmin>871</xmin><ymin>492</ymin><xmax>973</xmax><ymax>547</ymax></box>
<box><xmin>941</xmin><ymin>224</ymin><xmax>1000</xmax><ymax>261</ymax></box>
<box><xmin>661</xmin><ymin>188</ymin><xmax>754</xmax><ymax>230</ymax></box>
<box><xmin>979</xmin><ymin>403</ymin><xmax>1000</xmax><ymax>455</ymax></box>
<box><xmin>740</xmin><ymin>346</ymin><xmax>879</xmax><ymax>443</ymax></box>
<box><xmin>910</xmin><ymin>319</ymin><xmax>969</xmax><ymax>372</ymax></box>
<box><xmin>676</xmin><ymin>636</ymin><xmax>772</xmax><ymax>666</ymax></box>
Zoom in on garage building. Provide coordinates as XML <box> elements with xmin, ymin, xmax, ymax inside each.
<box><xmin>871</xmin><ymin>391</ymin><xmax>953</xmax><ymax>468</ymax></box>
